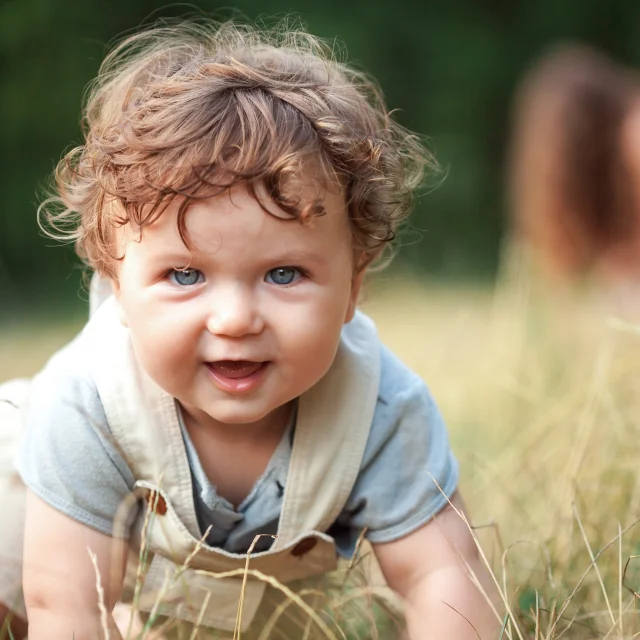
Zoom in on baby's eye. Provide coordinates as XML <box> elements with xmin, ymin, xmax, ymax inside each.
<box><xmin>264</xmin><ymin>267</ymin><xmax>302</xmax><ymax>286</ymax></box>
<box><xmin>169</xmin><ymin>268</ymin><xmax>204</xmax><ymax>286</ymax></box>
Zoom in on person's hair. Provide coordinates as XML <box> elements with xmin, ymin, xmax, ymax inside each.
<box><xmin>39</xmin><ymin>18</ymin><xmax>434</xmax><ymax>278</ymax></box>
<box><xmin>508</xmin><ymin>43</ymin><xmax>638</xmax><ymax>276</ymax></box>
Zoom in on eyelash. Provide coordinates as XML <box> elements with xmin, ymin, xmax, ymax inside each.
<box><xmin>167</xmin><ymin>268</ymin><xmax>204</xmax><ymax>287</ymax></box>
<box><xmin>165</xmin><ymin>267</ymin><xmax>308</xmax><ymax>287</ymax></box>
<box><xmin>264</xmin><ymin>266</ymin><xmax>306</xmax><ymax>286</ymax></box>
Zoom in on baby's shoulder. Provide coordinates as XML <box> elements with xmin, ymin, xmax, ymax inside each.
<box><xmin>377</xmin><ymin>343</ymin><xmax>430</xmax><ymax>407</ymax></box>
<box><xmin>362</xmin><ymin>343</ymin><xmax>443</xmax><ymax>456</ymax></box>
<box><xmin>32</xmin><ymin>326</ymin><xmax>99</xmax><ymax>400</ymax></box>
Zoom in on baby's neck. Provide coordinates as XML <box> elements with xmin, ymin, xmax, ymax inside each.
<box><xmin>183</xmin><ymin>401</ymin><xmax>291</xmax><ymax>441</ymax></box>
<box><xmin>180</xmin><ymin>402</ymin><xmax>293</xmax><ymax>508</ymax></box>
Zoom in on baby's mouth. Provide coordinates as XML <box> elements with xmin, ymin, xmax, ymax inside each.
<box><xmin>207</xmin><ymin>360</ymin><xmax>266</xmax><ymax>379</ymax></box>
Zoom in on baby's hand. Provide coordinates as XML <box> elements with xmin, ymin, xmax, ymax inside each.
<box><xmin>113</xmin><ymin>602</ymin><xmax>167</xmax><ymax>639</ymax></box>
<box><xmin>373</xmin><ymin>492</ymin><xmax>500</xmax><ymax>640</ymax></box>
<box><xmin>22</xmin><ymin>491</ymin><xmax>128</xmax><ymax>640</ymax></box>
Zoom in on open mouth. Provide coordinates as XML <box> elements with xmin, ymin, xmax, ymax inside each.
<box><xmin>206</xmin><ymin>360</ymin><xmax>269</xmax><ymax>393</ymax></box>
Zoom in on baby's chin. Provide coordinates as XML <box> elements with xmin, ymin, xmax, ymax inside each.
<box><xmin>200</xmin><ymin>399</ymin><xmax>294</xmax><ymax>430</ymax></box>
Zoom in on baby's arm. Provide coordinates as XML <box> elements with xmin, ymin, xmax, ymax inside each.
<box><xmin>17</xmin><ymin>339</ymin><xmax>140</xmax><ymax>638</ymax></box>
<box><xmin>23</xmin><ymin>491</ymin><xmax>128</xmax><ymax>640</ymax></box>
<box><xmin>373</xmin><ymin>492</ymin><xmax>499</xmax><ymax>640</ymax></box>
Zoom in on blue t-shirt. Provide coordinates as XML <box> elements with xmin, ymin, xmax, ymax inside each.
<box><xmin>17</xmin><ymin>329</ymin><xmax>458</xmax><ymax>557</ymax></box>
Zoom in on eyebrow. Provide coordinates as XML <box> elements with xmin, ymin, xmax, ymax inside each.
<box><xmin>143</xmin><ymin>246</ymin><xmax>331</xmax><ymax>267</ymax></box>
<box><xmin>268</xmin><ymin>250</ymin><xmax>330</xmax><ymax>266</ymax></box>
<box><xmin>142</xmin><ymin>248</ymin><xmax>194</xmax><ymax>264</ymax></box>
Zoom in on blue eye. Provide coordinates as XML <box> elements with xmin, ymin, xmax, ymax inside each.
<box><xmin>265</xmin><ymin>267</ymin><xmax>301</xmax><ymax>286</ymax></box>
<box><xmin>169</xmin><ymin>268</ymin><xmax>204</xmax><ymax>286</ymax></box>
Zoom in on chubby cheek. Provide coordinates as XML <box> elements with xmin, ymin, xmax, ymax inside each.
<box><xmin>124</xmin><ymin>304</ymin><xmax>202</xmax><ymax>393</ymax></box>
<box><xmin>278</xmin><ymin>308</ymin><xmax>345</xmax><ymax>386</ymax></box>
<box><xmin>137</xmin><ymin>340</ymin><xmax>202</xmax><ymax>405</ymax></box>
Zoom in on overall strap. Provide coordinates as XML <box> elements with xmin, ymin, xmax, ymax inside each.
<box><xmin>88</xmin><ymin>297</ymin><xmax>202</xmax><ymax>537</ymax></box>
<box><xmin>275</xmin><ymin>311</ymin><xmax>381</xmax><ymax>546</ymax></box>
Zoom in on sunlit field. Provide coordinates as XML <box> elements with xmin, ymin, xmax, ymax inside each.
<box><xmin>3</xmin><ymin>250</ymin><xmax>640</xmax><ymax>639</ymax></box>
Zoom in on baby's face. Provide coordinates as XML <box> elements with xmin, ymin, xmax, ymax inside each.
<box><xmin>111</xmin><ymin>181</ymin><xmax>363</xmax><ymax>433</ymax></box>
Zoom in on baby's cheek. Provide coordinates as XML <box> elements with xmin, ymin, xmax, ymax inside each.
<box><xmin>287</xmin><ymin>326</ymin><xmax>341</xmax><ymax>381</ymax></box>
<box><xmin>131</xmin><ymin>324</ymin><xmax>192</xmax><ymax>379</ymax></box>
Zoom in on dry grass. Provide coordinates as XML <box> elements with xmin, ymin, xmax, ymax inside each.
<box><xmin>362</xmin><ymin>256</ymin><xmax>640</xmax><ymax>639</ymax></box>
<box><xmin>4</xmin><ymin>250</ymin><xmax>640</xmax><ymax>638</ymax></box>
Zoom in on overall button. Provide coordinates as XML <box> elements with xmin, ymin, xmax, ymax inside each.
<box><xmin>144</xmin><ymin>489</ymin><xmax>168</xmax><ymax>515</ymax></box>
<box><xmin>291</xmin><ymin>537</ymin><xmax>317</xmax><ymax>557</ymax></box>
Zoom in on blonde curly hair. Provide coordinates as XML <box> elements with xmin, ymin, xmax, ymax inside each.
<box><xmin>39</xmin><ymin>18</ymin><xmax>434</xmax><ymax>278</ymax></box>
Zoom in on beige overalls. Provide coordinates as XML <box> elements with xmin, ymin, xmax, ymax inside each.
<box><xmin>0</xmin><ymin>295</ymin><xmax>395</xmax><ymax>636</ymax></box>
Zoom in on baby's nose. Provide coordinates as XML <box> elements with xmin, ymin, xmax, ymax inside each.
<box><xmin>205</xmin><ymin>287</ymin><xmax>264</xmax><ymax>337</ymax></box>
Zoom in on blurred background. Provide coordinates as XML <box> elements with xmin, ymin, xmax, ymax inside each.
<box><xmin>4</xmin><ymin>0</ymin><xmax>640</xmax><ymax>318</ymax></box>
<box><xmin>4</xmin><ymin>3</ymin><xmax>640</xmax><ymax>636</ymax></box>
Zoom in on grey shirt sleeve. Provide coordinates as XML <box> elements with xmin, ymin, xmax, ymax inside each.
<box><xmin>16</xmin><ymin>337</ymin><xmax>137</xmax><ymax>536</ymax></box>
<box><xmin>332</xmin><ymin>345</ymin><xmax>459</xmax><ymax>550</ymax></box>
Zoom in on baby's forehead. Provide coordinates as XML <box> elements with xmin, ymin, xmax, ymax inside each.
<box><xmin>115</xmin><ymin>180</ymin><xmax>350</xmax><ymax>256</ymax></box>
<box><xmin>183</xmin><ymin>182</ymin><xmax>347</xmax><ymax>235</ymax></box>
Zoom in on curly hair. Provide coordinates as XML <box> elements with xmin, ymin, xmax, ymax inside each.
<box><xmin>39</xmin><ymin>18</ymin><xmax>435</xmax><ymax>278</ymax></box>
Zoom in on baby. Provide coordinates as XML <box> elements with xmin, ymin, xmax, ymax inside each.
<box><xmin>0</xmin><ymin>18</ymin><xmax>498</xmax><ymax>640</ymax></box>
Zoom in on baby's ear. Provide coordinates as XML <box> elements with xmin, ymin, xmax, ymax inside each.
<box><xmin>110</xmin><ymin>278</ymin><xmax>129</xmax><ymax>327</ymax></box>
<box><xmin>344</xmin><ymin>267</ymin><xmax>367</xmax><ymax>324</ymax></box>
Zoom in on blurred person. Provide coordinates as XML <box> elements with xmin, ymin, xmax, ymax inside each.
<box><xmin>507</xmin><ymin>43</ymin><xmax>640</xmax><ymax>310</ymax></box>
<box><xmin>0</xmin><ymin>17</ymin><xmax>499</xmax><ymax>640</ymax></box>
